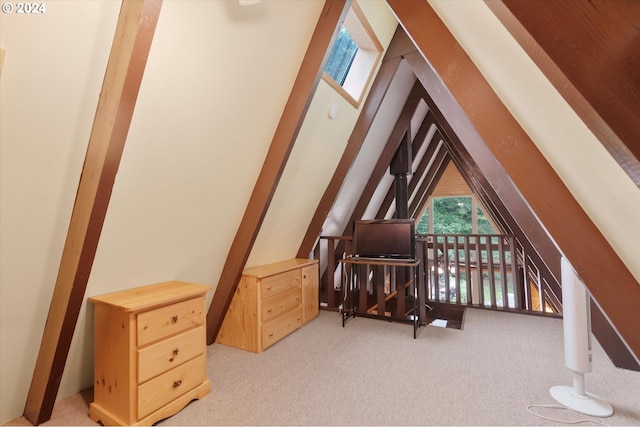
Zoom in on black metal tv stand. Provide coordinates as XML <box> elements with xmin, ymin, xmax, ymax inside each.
<box><xmin>338</xmin><ymin>256</ymin><xmax>425</xmax><ymax>338</ymax></box>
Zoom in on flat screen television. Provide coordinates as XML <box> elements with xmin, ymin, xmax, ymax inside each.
<box><xmin>352</xmin><ymin>219</ymin><xmax>416</xmax><ymax>259</ymax></box>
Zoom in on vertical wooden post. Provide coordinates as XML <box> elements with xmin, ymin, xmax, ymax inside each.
<box><xmin>23</xmin><ymin>1</ymin><xmax>162</xmax><ymax>424</ymax></box>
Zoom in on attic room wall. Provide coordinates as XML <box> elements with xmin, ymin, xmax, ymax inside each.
<box><xmin>0</xmin><ymin>1</ymin><xmax>121</xmax><ymax>422</ymax></box>
<box><xmin>428</xmin><ymin>0</ymin><xmax>640</xmax><ymax>284</ymax></box>
<box><xmin>248</xmin><ymin>0</ymin><xmax>399</xmax><ymax>268</ymax></box>
<box><xmin>0</xmin><ymin>1</ymin><xmax>325</xmax><ymax>423</ymax></box>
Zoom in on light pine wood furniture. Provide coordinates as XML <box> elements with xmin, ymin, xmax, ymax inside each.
<box><xmin>88</xmin><ymin>281</ymin><xmax>211</xmax><ymax>426</ymax></box>
<box><xmin>216</xmin><ymin>258</ymin><xmax>319</xmax><ymax>353</ymax></box>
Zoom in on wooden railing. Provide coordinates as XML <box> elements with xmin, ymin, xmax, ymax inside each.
<box><xmin>313</xmin><ymin>233</ymin><xmax>560</xmax><ymax>316</ymax></box>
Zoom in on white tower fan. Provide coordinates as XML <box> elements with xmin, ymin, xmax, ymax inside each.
<box><xmin>549</xmin><ymin>257</ymin><xmax>613</xmax><ymax>417</ymax></box>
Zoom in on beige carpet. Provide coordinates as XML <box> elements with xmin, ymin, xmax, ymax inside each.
<box><xmin>7</xmin><ymin>308</ymin><xmax>640</xmax><ymax>426</ymax></box>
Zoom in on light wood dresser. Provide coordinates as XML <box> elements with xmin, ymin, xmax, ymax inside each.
<box><xmin>216</xmin><ymin>258</ymin><xmax>318</xmax><ymax>353</ymax></box>
<box><xmin>88</xmin><ymin>281</ymin><xmax>211</xmax><ymax>426</ymax></box>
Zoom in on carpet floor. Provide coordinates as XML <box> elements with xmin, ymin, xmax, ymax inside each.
<box><xmin>7</xmin><ymin>308</ymin><xmax>640</xmax><ymax>426</ymax></box>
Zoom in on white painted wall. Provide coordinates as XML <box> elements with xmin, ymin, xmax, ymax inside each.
<box><xmin>1</xmin><ymin>1</ymin><xmax>121</xmax><ymax>422</ymax></box>
<box><xmin>428</xmin><ymin>0</ymin><xmax>640</xmax><ymax>284</ymax></box>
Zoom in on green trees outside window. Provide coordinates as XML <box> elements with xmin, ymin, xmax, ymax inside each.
<box><xmin>416</xmin><ymin>196</ymin><xmax>495</xmax><ymax>234</ymax></box>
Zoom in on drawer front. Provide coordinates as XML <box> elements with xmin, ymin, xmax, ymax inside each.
<box><xmin>261</xmin><ymin>307</ymin><xmax>302</xmax><ymax>350</ymax></box>
<box><xmin>138</xmin><ymin>326</ymin><xmax>205</xmax><ymax>384</ymax></box>
<box><xmin>137</xmin><ymin>354</ymin><xmax>206</xmax><ymax>420</ymax></box>
<box><xmin>137</xmin><ymin>297</ymin><xmax>204</xmax><ymax>347</ymax></box>
<box><xmin>261</xmin><ymin>287</ymin><xmax>301</xmax><ymax>323</ymax></box>
<box><xmin>260</xmin><ymin>269</ymin><xmax>300</xmax><ymax>299</ymax></box>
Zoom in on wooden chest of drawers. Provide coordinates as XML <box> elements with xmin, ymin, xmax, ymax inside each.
<box><xmin>216</xmin><ymin>258</ymin><xmax>318</xmax><ymax>353</ymax></box>
<box><xmin>88</xmin><ymin>281</ymin><xmax>211</xmax><ymax>426</ymax></box>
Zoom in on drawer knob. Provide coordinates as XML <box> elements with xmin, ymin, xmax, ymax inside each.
<box><xmin>268</xmin><ymin>332</ymin><xmax>273</xmax><ymax>337</ymax></box>
<box><xmin>173</xmin><ymin>380</ymin><xmax>182</xmax><ymax>389</ymax></box>
<box><xmin>169</xmin><ymin>348</ymin><xmax>179</xmax><ymax>362</ymax></box>
<box><xmin>267</xmin><ymin>308</ymin><xmax>272</xmax><ymax>313</ymax></box>
<box><xmin>172</xmin><ymin>315</ymin><xmax>178</xmax><ymax>324</ymax></box>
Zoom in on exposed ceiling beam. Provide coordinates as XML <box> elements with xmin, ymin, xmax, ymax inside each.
<box><xmin>23</xmin><ymin>1</ymin><xmax>163</xmax><ymax>424</ymax></box>
<box><xmin>206</xmin><ymin>0</ymin><xmax>351</xmax><ymax>344</ymax></box>
<box><xmin>388</xmin><ymin>0</ymin><xmax>640</xmax><ymax>361</ymax></box>
<box><xmin>485</xmin><ymin>0</ymin><xmax>640</xmax><ymax>187</ymax></box>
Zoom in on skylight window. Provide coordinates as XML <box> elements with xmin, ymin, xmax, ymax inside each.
<box><xmin>323</xmin><ymin>1</ymin><xmax>382</xmax><ymax>107</ymax></box>
<box><xmin>325</xmin><ymin>27</ymin><xmax>359</xmax><ymax>86</ymax></box>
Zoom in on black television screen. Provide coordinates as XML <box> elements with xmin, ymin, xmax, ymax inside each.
<box><xmin>353</xmin><ymin>219</ymin><xmax>416</xmax><ymax>259</ymax></box>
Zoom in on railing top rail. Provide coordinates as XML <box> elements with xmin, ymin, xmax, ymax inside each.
<box><xmin>416</xmin><ymin>233</ymin><xmax>517</xmax><ymax>239</ymax></box>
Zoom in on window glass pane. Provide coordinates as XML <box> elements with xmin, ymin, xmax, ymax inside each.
<box><xmin>324</xmin><ymin>27</ymin><xmax>359</xmax><ymax>86</ymax></box>
<box><xmin>477</xmin><ymin>206</ymin><xmax>495</xmax><ymax>234</ymax></box>
<box><xmin>416</xmin><ymin>208</ymin><xmax>429</xmax><ymax>234</ymax></box>
<box><xmin>433</xmin><ymin>197</ymin><xmax>472</xmax><ymax>234</ymax></box>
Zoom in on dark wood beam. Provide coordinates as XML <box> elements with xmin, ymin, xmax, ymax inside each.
<box><xmin>485</xmin><ymin>0</ymin><xmax>640</xmax><ymax>187</ymax></box>
<box><xmin>23</xmin><ymin>1</ymin><xmax>163</xmax><ymax>424</ymax></box>
<box><xmin>207</xmin><ymin>0</ymin><xmax>350</xmax><ymax>344</ymax></box>
<box><xmin>388</xmin><ymin>0</ymin><xmax>640</xmax><ymax>361</ymax></box>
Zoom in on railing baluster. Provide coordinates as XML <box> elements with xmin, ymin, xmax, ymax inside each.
<box><xmin>464</xmin><ymin>235</ymin><xmax>472</xmax><ymax>305</ymax></box>
<box><xmin>486</xmin><ymin>236</ymin><xmax>496</xmax><ymax>307</ymax></box>
<box><xmin>475</xmin><ymin>236</ymin><xmax>484</xmax><ymax>306</ymax></box>
<box><xmin>537</xmin><ymin>267</ymin><xmax>545</xmax><ymax>312</ymax></box>
<box><xmin>509</xmin><ymin>237</ymin><xmax>521</xmax><ymax>309</ymax></box>
<box><xmin>498</xmin><ymin>237</ymin><xmax>508</xmax><ymax>308</ymax></box>
<box><xmin>327</xmin><ymin>238</ymin><xmax>336</xmax><ymax>309</ymax></box>
<box><xmin>453</xmin><ymin>236</ymin><xmax>461</xmax><ymax>304</ymax></box>
<box><xmin>433</xmin><ymin>236</ymin><xmax>440</xmax><ymax>302</ymax></box>
<box><xmin>443</xmin><ymin>235</ymin><xmax>451</xmax><ymax>303</ymax></box>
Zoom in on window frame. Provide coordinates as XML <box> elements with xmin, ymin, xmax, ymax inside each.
<box><xmin>322</xmin><ymin>1</ymin><xmax>383</xmax><ymax>108</ymax></box>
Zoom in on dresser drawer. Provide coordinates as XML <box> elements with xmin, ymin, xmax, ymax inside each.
<box><xmin>261</xmin><ymin>307</ymin><xmax>302</xmax><ymax>350</ymax></box>
<box><xmin>137</xmin><ymin>326</ymin><xmax>205</xmax><ymax>383</ymax></box>
<box><xmin>260</xmin><ymin>269</ymin><xmax>300</xmax><ymax>299</ymax></box>
<box><xmin>261</xmin><ymin>287</ymin><xmax>301</xmax><ymax>323</ymax></box>
<box><xmin>137</xmin><ymin>355</ymin><xmax>206</xmax><ymax>420</ymax></box>
<box><xmin>137</xmin><ymin>297</ymin><xmax>204</xmax><ymax>347</ymax></box>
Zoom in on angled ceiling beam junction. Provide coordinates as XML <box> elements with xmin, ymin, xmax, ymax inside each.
<box><xmin>485</xmin><ymin>0</ymin><xmax>640</xmax><ymax>186</ymax></box>
<box><xmin>389</xmin><ymin>0</ymin><xmax>640</xmax><ymax>361</ymax></box>
<box><xmin>298</xmin><ymin>26</ymin><xmax>411</xmax><ymax>258</ymax></box>
<box><xmin>23</xmin><ymin>1</ymin><xmax>163</xmax><ymax>424</ymax></box>
<box><xmin>342</xmin><ymin>82</ymin><xmax>424</xmax><ymax>230</ymax></box>
<box><xmin>405</xmin><ymin>48</ymin><xmax>565</xmax><ymax>297</ymax></box>
<box><xmin>206</xmin><ymin>0</ymin><xmax>350</xmax><ymax>344</ymax></box>
<box><xmin>376</xmin><ymin>111</ymin><xmax>435</xmax><ymax>218</ymax></box>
